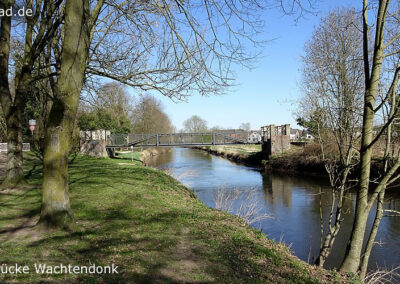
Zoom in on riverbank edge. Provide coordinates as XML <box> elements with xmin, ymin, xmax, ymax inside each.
<box><xmin>191</xmin><ymin>146</ymin><xmax>323</xmax><ymax>176</ymax></box>
<box><xmin>113</xmin><ymin>147</ymin><xmax>171</xmax><ymax>165</ymax></box>
<box><xmin>192</xmin><ymin>146</ymin><xmax>391</xmax><ymax>179</ymax></box>
<box><xmin>0</xmin><ymin>152</ymin><xmax>352</xmax><ymax>283</ymax></box>
<box><xmin>141</xmin><ymin>147</ymin><xmax>171</xmax><ymax>165</ymax></box>
<box><xmin>191</xmin><ymin>146</ymin><xmax>265</xmax><ymax>169</ymax></box>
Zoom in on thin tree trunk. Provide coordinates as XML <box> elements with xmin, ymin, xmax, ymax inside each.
<box><xmin>360</xmin><ymin>190</ymin><xmax>384</xmax><ymax>279</ymax></box>
<box><xmin>316</xmin><ymin>184</ymin><xmax>345</xmax><ymax>267</ymax></box>
<box><xmin>340</xmin><ymin>204</ymin><xmax>370</xmax><ymax>272</ymax></box>
<box><xmin>340</xmin><ymin>82</ymin><xmax>375</xmax><ymax>273</ymax></box>
<box><xmin>340</xmin><ymin>0</ymin><xmax>387</xmax><ymax>272</ymax></box>
<box><xmin>359</xmin><ymin>92</ymin><xmax>395</xmax><ymax>279</ymax></box>
<box><xmin>316</xmin><ymin>235</ymin><xmax>332</xmax><ymax>267</ymax></box>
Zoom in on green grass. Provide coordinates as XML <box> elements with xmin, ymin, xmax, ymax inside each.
<box><xmin>113</xmin><ymin>150</ymin><xmax>142</xmax><ymax>161</ymax></box>
<box><xmin>0</xmin><ymin>153</ymin><xmax>346</xmax><ymax>283</ymax></box>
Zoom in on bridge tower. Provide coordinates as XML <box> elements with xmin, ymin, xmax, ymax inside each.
<box><xmin>261</xmin><ymin>124</ymin><xmax>290</xmax><ymax>159</ymax></box>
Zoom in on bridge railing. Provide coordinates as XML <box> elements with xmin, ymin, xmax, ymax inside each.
<box><xmin>107</xmin><ymin>132</ymin><xmax>257</xmax><ymax>147</ymax></box>
<box><xmin>107</xmin><ymin>134</ymin><xmax>128</xmax><ymax>146</ymax></box>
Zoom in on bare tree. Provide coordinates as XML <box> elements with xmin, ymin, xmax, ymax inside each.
<box><xmin>340</xmin><ymin>1</ymin><xmax>400</xmax><ymax>278</ymax></box>
<box><xmin>89</xmin><ymin>83</ymin><xmax>133</xmax><ymax>117</ymax></box>
<box><xmin>39</xmin><ymin>0</ymin><xmax>104</xmax><ymax>227</ymax></box>
<box><xmin>239</xmin><ymin>122</ymin><xmax>251</xmax><ymax>131</ymax></box>
<box><xmin>183</xmin><ymin>115</ymin><xmax>208</xmax><ymax>133</ymax></box>
<box><xmin>78</xmin><ymin>82</ymin><xmax>134</xmax><ymax>133</ymax></box>
<box><xmin>131</xmin><ymin>94</ymin><xmax>173</xmax><ymax>134</ymax></box>
<box><xmin>298</xmin><ymin>8</ymin><xmax>364</xmax><ymax>267</ymax></box>
<box><xmin>38</xmin><ymin>0</ymin><xmax>278</xmax><ymax>227</ymax></box>
<box><xmin>0</xmin><ymin>0</ymin><xmax>63</xmax><ymax>187</ymax></box>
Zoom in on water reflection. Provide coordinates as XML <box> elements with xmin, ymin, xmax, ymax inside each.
<box><xmin>146</xmin><ymin>148</ymin><xmax>400</xmax><ymax>270</ymax></box>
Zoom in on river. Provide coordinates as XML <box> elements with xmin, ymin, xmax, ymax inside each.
<box><xmin>146</xmin><ymin>147</ymin><xmax>400</xmax><ymax>271</ymax></box>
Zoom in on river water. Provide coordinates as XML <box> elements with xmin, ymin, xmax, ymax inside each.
<box><xmin>146</xmin><ymin>147</ymin><xmax>400</xmax><ymax>271</ymax></box>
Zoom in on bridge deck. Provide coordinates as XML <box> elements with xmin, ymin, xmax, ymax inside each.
<box><xmin>106</xmin><ymin>132</ymin><xmax>262</xmax><ymax>148</ymax></box>
<box><xmin>106</xmin><ymin>142</ymin><xmax>260</xmax><ymax>148</ymax></box>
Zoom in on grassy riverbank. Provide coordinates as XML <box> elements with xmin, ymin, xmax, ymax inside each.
<box><xmin>198</xmin><ymin>144</ymin><xmax>348</xmax><ymax>176</ymax></box>
<box><xmin>196</xmin><ymin>144</ymin><xmax>326</xmax><ymax>173</ymax></box>
<box><xmin>268</xmin><ymin>143</ymin><xmax>327</xmax><ymax>175</ymax></box>
<box><xmin>205</xmin><ymin>145</ymin><xmax>396</xmax><ymax>186</ymax></box>
<box><xmin>0</xmin><ymin>152</ymin><xmax>351</xmax><ymax>283</ymax></box>
<box><xmin>268</xmin><ymin>143</ymin><xmax>392</xmax><ymax>179</ymax></box>
<box><xmin>196</xmin><ymin>145</ymin><xmax>264</xmax><ymax>167</ymax></box>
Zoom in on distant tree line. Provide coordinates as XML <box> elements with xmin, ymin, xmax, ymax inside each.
<box><xmin>77</xmin><ymin>83</ymin><xmax>173</xmax><ymax>134</ymax></box>
<box><xmin>182</xmin><ymin>115</ymin><xmax>252</xmax><ymax>133</ymax></box>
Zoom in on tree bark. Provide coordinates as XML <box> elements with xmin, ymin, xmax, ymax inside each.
<box><xmin>359</xmin><ymin>88</ymin><xmax>396</xmax><ymax>279</ymax></box>
<box><xmin>39</xmin><ymin>98</ymin><xmax>75</xmax><ymax>226</ymax></box>
<box><xmin>4</xmin><ymin>105</ymin><xmax>24</xmax><ymax>186</ymax></box>
<box><xmin>0</xmin><ymin>0</ymin><xmax>24</xmax><ymax>188</ymax></box>
<box><xmin>340</xmin><ymin>71</ymin><xmax>377</xmax><ymax>273</ymax></box>
<box><xmin>340</xmin><ymin>87</ymin><xmax>375</xmax><ymax>272</ymax></box>
<box><xmin>360</xmin><ymin>190</ymin><xmax>384</xmax><ymax>279</ymax></box>
<box><xmin>38</xmin><ymin>0</ymin><xmax>102</xmax><ymax>227</ymax></box>
<box><xmin>3</xmin><ymin>67</ymin><xmax>32</xmax><ymax>187</ymax></box>
<box><xmin>0</xmin><ymin>0</ymin><xmax>35</xmax><ymax>188</ymax></box>
<box><xmin>316</xmin><ymin>185</ymin><xmax>345</xmax><ymax>267</ymax></box>
<box><xmin>340</xmin><ymin>0</ymin><xmax>388</xmax><ymax>273</ymax></box>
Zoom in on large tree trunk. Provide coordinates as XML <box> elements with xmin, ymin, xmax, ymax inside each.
<box><xmin>38</xmin><ymin>0</ymin><xmax>96</xmax><ymax>227</ymax></box>
<box><xmin>39</xmin><ymin>99</ymin><xmax>76</xmax><ymax>226</ymax></box>
<box><xmin>0</xmin><ymin>0</ymin><xmax>16</xmax><ymax>188</ymax></box>
<box><xmin>4</xmin><ymin>105</ymin><xmax>24</xmax><ymax>186</ymax></box>
<box><xmin>3</xmin><ymin>69</ymin><xmax>31</xmax><ymax>187</ymax></box>
<box><xmin>0</xmin><ymin>0</ymin><xmax>34</xmax><ymax>189</ymax></box>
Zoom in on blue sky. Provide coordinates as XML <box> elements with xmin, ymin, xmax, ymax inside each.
<box><xmin>129</xmin><ymin>0</ymin><xmax>358</xmax><ymax>131</ymax></box>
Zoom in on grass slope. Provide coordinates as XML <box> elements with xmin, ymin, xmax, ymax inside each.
<box><xmin>197</xmin><ymin>145</ymin><xmax>264</xmax><ymax>166</ymax></box>
<box><xmin>0</xmin><ymin>153</ymin><xmax>347</xmax><ymax>283</ymax></box>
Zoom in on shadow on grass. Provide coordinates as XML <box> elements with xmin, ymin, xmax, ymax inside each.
<box><xmin>112</xmin><ymin>154</ymin><xmax>143</xmax><ymax>164</ymax></box>
<box><xmin>0</xmin><ymin>195</ymin><xmax>272</xmax><ymax>282</ymax></box>
<box><xmin>0</xmin><ymin>154</ymin><xmax>324</xmax><ymax>283</ymax></box>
